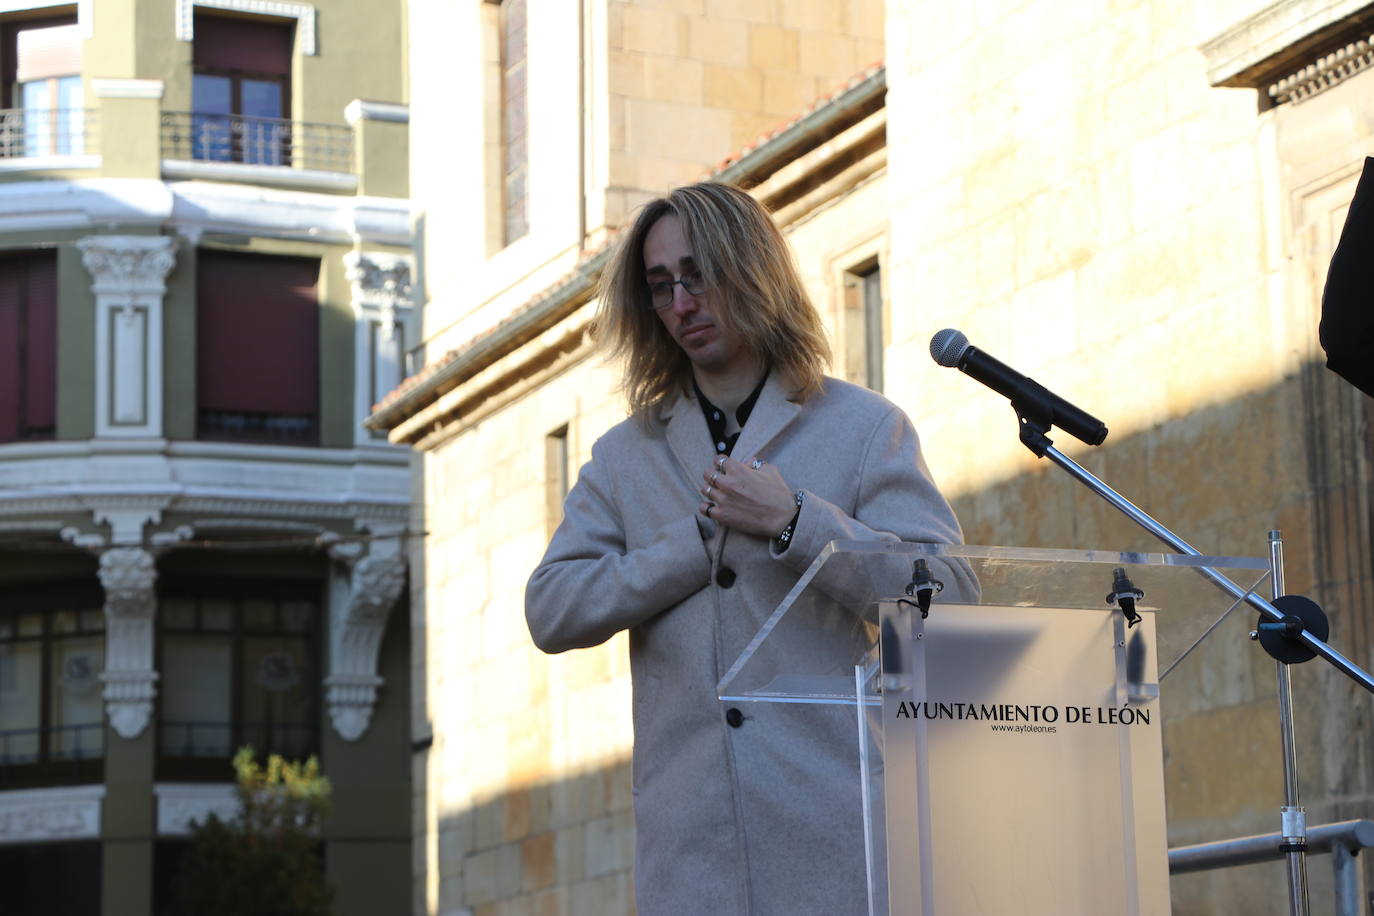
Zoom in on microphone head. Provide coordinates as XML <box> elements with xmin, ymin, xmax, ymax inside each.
<box><xmin>929</xmin><ymin>329</ymin><xmax>970</xmax><ymax>368</ymax></box>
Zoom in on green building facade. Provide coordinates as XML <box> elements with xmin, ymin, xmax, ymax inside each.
<box><xmin>0</xmin><ymin>2</ymin><xmax>414</xmax><ymax>913</ymax></box>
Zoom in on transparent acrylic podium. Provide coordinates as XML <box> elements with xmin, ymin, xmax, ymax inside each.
<box><xmin>717</xmin><ymin>541</ymin><xmax>1271</xmax><ymax>916</ymax></box>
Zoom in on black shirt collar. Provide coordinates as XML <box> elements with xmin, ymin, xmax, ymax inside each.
<box><xmin>694</xmin><ymin>371</ymin><xmax>768</xmax><ymax>457</ymax></box>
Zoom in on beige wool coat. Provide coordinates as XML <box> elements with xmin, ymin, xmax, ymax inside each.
<box><xmin>526</xmin><ymin>374</ymin><xmax>973</xmax><ymax>916</ymax></box>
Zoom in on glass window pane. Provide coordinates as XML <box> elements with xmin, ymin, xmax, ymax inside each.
<box><xmin>0</xmin><ymin>618</ymin><xmax>13</xmax><ymax>639</ymax></box>
<box><xmin>0</xmin><ymin>641</ymin><xmax>42</xmax><ymax>763</ymax></box>
<box><xmin>242</xmin><ymin>636</ymin><xmax>312</xmax><ymax>759</ymax></box>
<box><xmin>22</xmin><ymin>78</ymin><xmax>53</xmax><ymax>155</ymax></box>
<box><xmin>50</xmin><ymin>635</ymin><xmax>104</xmax><ymax>759</ymax></box>
<box><xmin>161</xmin><ymin>599</ymin><xmax>195</xmax><ymax>631</ymax></box>
<box><xmin>241</xmin><ymin>79</ymin><xmax>282</xmax><ymax>119</ymax></box>
<box><xmin>18</xmin><ymin>614</ymin><xmax>42</xmax><ymax>637</ymax></box>
<box><xmin>161</xmin><ymin>635</ymin><xmax>232</xmax><ymax>757</ymax></box>
<box><xmin>280</xmin><ymin>601</ymin><xmax>312</xmax><ymax>633</ymax></box>
<box><xmin>80</xmin><ymin>610</ymin><xmax>105</xmax><ymax>632</ymax></box>
<box><xmin>191</xmin><ymin>75</ymin><xmax>233</xmax><ymax>162</ymax></box>
<box><xmin>243</xmin><ymin>599</ymin><xmax>275</xmax><ymax>631</ymax></box>
<box><xmin>21</xmin><ymin>79</ymin><xmax>50</xmax><ymax>110</ymax></box>
<box><xmin>201</xmin><ymin>600</ymin><xmax>233</xmax><ymax>632</ymax></box>
<box><xmin>57</xmin><ymin>75</ymin><xmax>81</xmax><ymax>108</ymax></box>
<box><xmin>53</xmin><ymin>610</ymin><xmax>78</xmax><ymax>634</ymax></box>
<box><xmin>192</xmin><ymin>74</ymin><xmax>232</xmax><ymax>114</ymax></box>
<box><xmin>57</xmin><ymin>75</ymin><xmax>83</xmax><ymax>155</ymax></box>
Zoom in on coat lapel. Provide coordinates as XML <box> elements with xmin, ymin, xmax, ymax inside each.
<box><xmin>731</xmin><ymin>371</ymin><xmax>802</xmax><ymax>464</ymax></box>
<box><xmin>662</xmin><ymin>390</ymin><xmax>714</xmax><ymax>489</ymax></box>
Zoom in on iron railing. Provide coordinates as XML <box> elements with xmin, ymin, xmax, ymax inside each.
<box><xmin>197</xmin><ymin>409</ymin><xmax>318</xmax><ymax>446</ymax></box>
<box><xmin>1170</xmin><ymin>819</ymin><xmax>1374</xmax><ymax>916</ymax></box>
<box><xmin>160</xmin><ymin>111</ymin><xmax>353</xmax><ymax>174</ymax></box>
<box><xmin>159</xmin><ymin>720</ymin><xmax>317</xmax><ymax>760</ymax></box>
<box><xmin>0</xmin><ymin>108</ymin><xmax>97</xmax><ymax>159</ymax></box>
<box><xmin>0</xmin><ymin>722</ymin><xmax>104</xmax><ymax>764</ymax></box>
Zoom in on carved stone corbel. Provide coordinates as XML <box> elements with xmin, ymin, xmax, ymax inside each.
<box><xmin>97</xmin><ymin>547</ymin><xmax>159</xmax><ymax>739</ymax></box>
<box><xmin>324</xmin><ymin>537</ymin><xmax>406</xmax><ymax>740</ymax></box>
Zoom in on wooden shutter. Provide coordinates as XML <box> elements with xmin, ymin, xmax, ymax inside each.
<box><xmin>196</xmin><ymin>250</ymin><xmax>319</xmax><ymax>438</ymax></box>
<box><xmin>192</xmin><ymin>12</ymin><xmax>293</xmax><ymax>76</ymax></box>
<box><xmin>0</xmin><ymin>252</ymin><xmax>58</xmax><ymax>443</ymax></box>
<box><xmin>15</xmin><ymin>23</ymin><xmax>81</xmax><ymax>82</ymax></box>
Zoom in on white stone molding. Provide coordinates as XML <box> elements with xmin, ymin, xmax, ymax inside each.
<box><xmin>98</xmin><ymin>547</ymin><xmax>159</xmax><ymax>739</ymax></box>
<box><xmin>147</xmin><ymin>524</ymin><xmax>196</xmax><ymax>549</ymax></box>
<box><xmin>1200</xmin><ymin>0</ymin><xmax>1374</xmax><ymax>85</ymax></box>
<box><xmin>0</xmin><ymin>179</ymin><xmax>412</xmax><ymax>246</ymax></box>
<box><xmin>60</xmin><ymin>525</ymin><xmax>108</xmax><ymax>549</ymax></box>
<box><xmin>160</xmin><ymin>159</ymin><xmax>358</xmax><ymax>191</ymax></box>
<box><xmin>325</xmin><ymin>536</ymin><xmax>406</xmax><ymax>740</ymax></box>
<box><xmin>344</xmin><ymin>251</ymin><xmax>416</xmax><ymax>446</ymax></box>
<box><xmin>175</xmin><ymin>0</ymin><xmax>317</xmax><ymax>55</ymax></box>
<box><xmin>155</xmin><ymin>783</ymin><xmax>240</xmax><ymax>835</ymax></box>
<box><xmin>1269</xmin><ymin>32</ymin><xmax>1374</xmax><ymax>102</ymax></box>
<box><xmin>83</xmin><ymin>494</ymin><xmax>173</xmax><ymax>545</ymax></box>
<box><xmin>0</xmin><ymin>786</ymin><xmax>105</xmax><ymax>846</ymax></box>
<box><xmin>344</xmin><ymin>100</ymin><xmax>409</xmax><ymax>125</ymax></box>
<box><xmin>91</xmin><ymin>79</ymin><xmax>165</xmax><ymax>100</ymax></box>
<box><xmin>78</xmin><ymin>235</ymin><xmax>177</xmax><ymax>440</ymax></box>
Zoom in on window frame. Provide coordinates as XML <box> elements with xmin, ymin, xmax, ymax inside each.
<box><xmin>0</xmin><ymin>581</ymin><xmax>106</xmax><ymax>790</ymax></box>
<box><xmin>154</xmin><ymin>576</ymin><xmax>323</xmax><ymax>782</ymax></box>
<box><xmin>189</xmin><ymin>10</ymin><xmax>294</xmax><ymax>165</ymax></box>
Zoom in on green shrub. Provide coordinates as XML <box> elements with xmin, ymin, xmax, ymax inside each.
<box><xmin>164</xmin><ymin>748</ymin><xmax>335</xmax><ymax>916</ymax></box>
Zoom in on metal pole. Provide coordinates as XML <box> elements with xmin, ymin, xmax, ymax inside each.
<box><xmin>1169</xmin><ymin>819</ymin><xmax>1374</xmax><ymax>872</ymax></box>
<box><xmin>1041</xmin><ymin>444</ymin><xmax>1374</xmax><ymax>695</ymax></box>
<box><xmin>1270</xmin><ymin>530</ymin><xmax>1309</xmax><ymax>916</ymax></box>
<box><xmin>1332</xmin><ymin>842</ymin><xmax>1364</xmax><ymax>916</ymax></box>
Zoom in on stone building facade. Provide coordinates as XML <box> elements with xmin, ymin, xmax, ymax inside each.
<box><xmin>384</xmin><ymin>0</ymin><xmax>1374</xmax><ymax>914</ymax></box>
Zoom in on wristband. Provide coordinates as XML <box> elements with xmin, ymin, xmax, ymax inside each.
<box><xmin>774</xmin><ymin>490</ymin><xmax>804</xmax><ymax>546</ymax></box>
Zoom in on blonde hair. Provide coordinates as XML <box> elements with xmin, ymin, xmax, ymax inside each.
<box><xmin>594</xmin><ymin>182</ymin><xmax>832</xmax><ymax>415</ymax></box>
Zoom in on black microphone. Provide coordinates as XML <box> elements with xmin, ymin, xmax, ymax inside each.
<box><xmin>929</xmin><ymin>329</ymin><xmax>1108</xmax><ymax>446</ymax></box>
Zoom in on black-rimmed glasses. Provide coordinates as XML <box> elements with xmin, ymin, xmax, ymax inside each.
<box><xmin>647</xmin><ymin>270</ymin><xmax>706</xmax><ymax>310</ymax></box>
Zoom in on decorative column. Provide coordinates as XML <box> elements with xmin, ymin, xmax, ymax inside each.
<box><xmin>344</xmin><ymin>251</ymin><xmax>414</xmax><ymax>445</ymax></box>
<box><xmin>325</xmin><ymin>536</ymin><xmax>406</xmax><ymax>740</ymax></box>
<box><xmin>97</xmin><ymin>547</ymin><xmax>159</xmax><ymax>739</ymax></box>
<box><xmin>77</xmin><ymin>235</ymin><xmax>177</xmax><ymax>438</ymax></box>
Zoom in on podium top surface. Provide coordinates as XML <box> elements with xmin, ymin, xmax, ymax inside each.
<box><xmin>717</xmin><ymin>541</ymin><xmax>1269</xmax><ymax>705</ymax></box>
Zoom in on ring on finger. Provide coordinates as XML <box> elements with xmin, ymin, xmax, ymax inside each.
<box><xmin>716</xmin><ymin>455</ymin><xmax>727</xmax><ymax>470</ymax></box>
<box><xmin>709</xmin><ymin>471</ymin><xmax>720</xmax><ymax>485</ymax></box>
<box><xmin>750</xmin><ymin>458</ymin><xmax>764</xmax><ymax>470</ymax></box>
<box><xmin>705</xmin><ymin>485</ymin><xmax>714</xmax><ymax>500</ymax></box>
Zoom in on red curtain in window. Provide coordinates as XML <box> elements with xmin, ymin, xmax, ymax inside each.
<box><xmin>192</xmin><ymin>13</ymin><xmax>293</xmax><ymax>76</ymax></box>
<box><xmin>0</xmin><ymin>252</ymin><xmax>58</xmax><ymax>443</ymax></box>
<box><xmin>196</xmin><ymin>250</ymin><xmax>319</xmax><ymax>420</ymax></box>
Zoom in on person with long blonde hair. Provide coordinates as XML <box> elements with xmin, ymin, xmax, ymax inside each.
<box><xmin>527</xmin><ymin>181</ymin><xmax>970</xmax><ymax>915</ymax></box>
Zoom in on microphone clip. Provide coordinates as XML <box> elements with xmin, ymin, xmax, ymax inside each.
<box><xmin>1015</xmin><ymin>402</ymin><xmax>1055</xmax><ymax>458</ymax></box>
<box><xmin>902</xmin><ymin>558</ymin><xmax>945</xmax><ymax>619</ymax></box>
<box><xmin>1107</xmin><ymin>567</ymin><xmax>1144</xmax><ymax>628</ymax></box>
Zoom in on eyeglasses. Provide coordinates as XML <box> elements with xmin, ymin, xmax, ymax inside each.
<box><xmin>646</xmin><ymin>270</ymin><xmax>706</xmax><ymax>310</ymax></box>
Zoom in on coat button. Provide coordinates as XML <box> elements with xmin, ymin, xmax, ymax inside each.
<box><xmin>725</xmin><ymin>707</ymin><xmax>744</xmax><ymax>728</ymax></box>
<box><xmin>716</xmin><ymin>567</ymin><xmax>736</xmax><ymax>588</ymax></box>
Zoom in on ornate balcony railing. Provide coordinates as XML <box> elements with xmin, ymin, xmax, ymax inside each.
<box><xmin>0</xmin><ymin>107</ymin><xmax>97</xmax><ymax>159</ymax></box>
<box><xmin>160</xmin><ymin>111</ymin><xmax>354</xmax><ymax>174</ymax></box>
